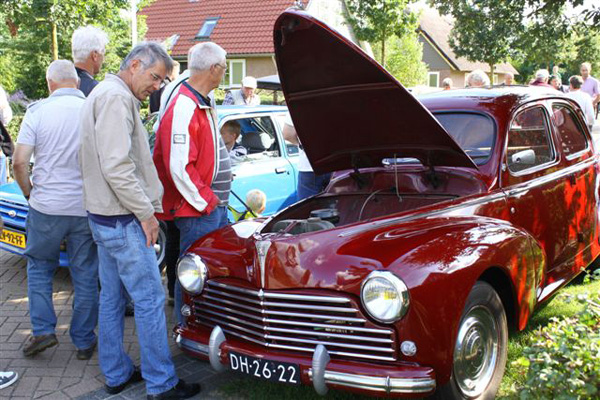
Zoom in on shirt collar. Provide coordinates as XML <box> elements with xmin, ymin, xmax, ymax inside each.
<box><xmin>50</xmin><ymin>88</ymin><xmax>85</xmax><ymax>99</ymax></box>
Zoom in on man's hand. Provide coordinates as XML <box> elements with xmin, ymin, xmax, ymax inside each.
<box><xmin>140</xmin><ymin>215</ymin><xmax>159</xmax><ymax>247</ymax></box>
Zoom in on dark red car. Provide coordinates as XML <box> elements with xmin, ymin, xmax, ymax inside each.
<box><xmin>173</xmin><ymin>10</ymin><xmax>600</xmax><ymax>399</ymax></box>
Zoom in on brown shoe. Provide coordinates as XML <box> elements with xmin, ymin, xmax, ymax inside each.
<box><xmin>22</xmin><ymin>334</ymin><xmax>58</xmax><ymax>357</ymax></box>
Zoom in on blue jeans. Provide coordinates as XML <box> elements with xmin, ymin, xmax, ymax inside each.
<box><xmin>88</xmin><ymin>218</ymin><xmax>178</xmax><ymax>395</ymax></box>
<box><xmin>297</xmin><ymin>171</ymin><xmax>332</xmax><ymax>201</ymax></box>
<box><xmin>173</xmin><ymin>206</ymin><xmax>227</xmax><ymax>324</ymax></box>
<box><xmin>24</xmin><ymin>207</ymin><xmax>98</xmax><ymax>349</ymax></box>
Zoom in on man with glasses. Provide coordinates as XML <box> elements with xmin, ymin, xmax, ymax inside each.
<box><xmin>153</xmin><ymin>42</ymin><xmax>232</xmax><ymax>324</ymax></box>
<box><xmin>79</xmin><ymin>42</ymin><xmax>200</xmax><ymax>399</ymax></box>
<box><xmin>71</xmin><ymin>26</ymin><xmax>108</xmax><ymax>96</ymax></box>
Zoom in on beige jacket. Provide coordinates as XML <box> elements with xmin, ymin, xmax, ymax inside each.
<box><xmin>79</xmin><ymin>74</ymin><xmax>163</xmax><ymax>221</ymax></box>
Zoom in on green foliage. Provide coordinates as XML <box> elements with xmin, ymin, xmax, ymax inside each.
<box><xmin>346</xmin><ymin>0</ymin><xmax>417</xmax><ymax>67</ymax></box>
<box><xmin>372</xmin><ymin>32</ymin><xmax>428</xmax><ymax>86</ymax></box>
<box><xmin>0</xmin><ymin>0</ymin><xmax>147</xmax><ymax>99</ymax></box>
<box><xmin>431</xmin><ymin>0</ymin><xmax>524</xmax><ymax>76</ymax></box>
<box><xmin>508</xmin><ymin>271</ymin><xmax>600</xmax><ymax>399</ymax></box>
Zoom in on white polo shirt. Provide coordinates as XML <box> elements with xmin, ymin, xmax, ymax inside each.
<box><xmin>17</xmin><ymin>88</ymin><xmax>87</xmax><ymax>216</ymax></box>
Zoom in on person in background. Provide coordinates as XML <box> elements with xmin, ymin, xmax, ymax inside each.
<box><xmin>245</xmin><ymin>189</ymin><xmax>266</xmax><ymax>218</ymax></box>
<box><xmin>13</xmin><ymin>60</ymin><xmax>99</xmax><ymax>360</ymax></box>
<box><xmin>0</xmin><ymin>85</ymin><xmax>12</xmax><ymax>184</ymax></box>
<box><xmin>566</xmin><ymin>75</ymin><xmax>595</xmax><ymax>130</ymax></box>
<box><xmin>79</xmin><ymin>42</ymin><xmax>200</xmax><ymax>399</ymax></box>
<box><xmin>149</xmin><ymin>60</ymin><xmax>180</xmax><ymax>113</ymax></box>
<box><xmin>283</xmin><ymin>116</ymin><xmax>331</xmax><ymax>200</ymax></box>
<box><xmin>580</xmin><ymin>62</ymin><xmax>599</xmax><ymax>111</ymax></box>
<box><xmin>552</xmin><ymin>65</ymin><xmax>562</xmax><ymax>83</ymax></box>
<box><xmin>71</xmin><ymin>26</ymin><xmax>108</xmax><ymax>96</ymax></box>
<box><xmin>530</xmin><ymin>69</ymin><xmax>553</xmax><ymax>88</ymax></box>
<box><xmin>153</xmin><ymin>42</ymin><xmax>231</xmax><ymax>326</ymax></box>
<box><xmin>465</xmin><ymin>69</ymin><xmax>490</xmax><ymax>88</ymax></box>
<box><xmin>441</xmin><ymin>78</ymin><xmax>453</xmax><ymax>90</ymax></box>
<box><xmin>220</xmin><ymin>120</ymin><xmax>247</xmax><ymax>161</ymax></box>
<box><xmin>549</xmin><ymin>75</ymin><xmax>565</xmax><ymax>92</ymax></box>
<box><xmin>502</xmin><ymin>72</ymin><xmax>514</xmax><ymax>86</ymax></box>
<box><xmin>222</xmin><ymin>76</ymin><xmax>260</xmax><ymax>106</ymax></box>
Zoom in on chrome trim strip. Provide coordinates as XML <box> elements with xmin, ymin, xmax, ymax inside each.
<box><xmin>265</xmin><ymin>335</ymin><xmax>395</xmax><ymax>352</ymax></box>
<box><xmin>266</xmin><ymin>327</ymin><xmax>393</xmax><ymax>343</ymax></box>
<box><xmin>263</xmin><ymin>301</ymin><xmax>357</xmax><ymax>313</ymax></box>
<box><xmin>200</xmin><ymin>315</ymin><xmax>264</xmax><ymax>339</ymax></box>
<box><xmin>200</xmin><ymin>308</ymin><xmax>264</xmax><ymax>328</ymax></box>
<box><xmin>266</xmin><ymin>309</ymin><xmax>366</xmax><ymax>322</ymax></box>
<box><xmin>200</xmin><ymin>295</ymin><xmax>262</xmax><ymax>314</ymax></box>
<box><xmin>269</xmin><ymin>343</ymin><xmax>396</xmax><ymax>361</ymax></box>
<box><xmin>266</xmin><ymin>318</ymin><xmax>393</xmax><ymax>334</ymax></box>
<box><xmin>197</xmin><ymin>300</ymin><xmax>262</xmax><ymax>320</ymax></box>
<box><xmin>307</xmin><ymin>369</ymin><xmax>436</xmax><ymax>394</ymax></box>
<box><xmin>175</xmin><ymin>334</ymin><xmax>209</xmax><ymax>356</ymax></box>
<box><xmin>204</xmin><ymin>288</ymin><xmax>261</xmax><ymax>305</ymax></box>
<box><xmin>207</xmin><ymin>281</ymin><xmax>351</xmax><ymax>303</ymax></box>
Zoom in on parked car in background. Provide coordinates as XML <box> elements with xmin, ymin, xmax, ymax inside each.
<box><xmin>0</xmin><ymin>105</ymin><xmax>298</xmax><ymax>267</ymax></box>
<box><xmin>172</xmin><ymin>10</ymin><xmax>600</xmax><ymax>399</ymax></box>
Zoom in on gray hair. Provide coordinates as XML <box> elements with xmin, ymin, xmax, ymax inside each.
<box><xmin>569</xmin><ymin>75</ymin><xmax>583</xmax><ymax>89</ymax></box>
<box><xmin>535</xmin><ymin>69</ymin><xmax>549</xmax><ymax>81</ymax></box>
<box><xmin>504</xmin><ymin>72</ymin><xmax>514</xmax><ymax>80</ymax></box>
<box><xmin>71</xmin><ymin>26</ymin><xmax>108</xmax><ymax>63</ymax></box>
<box><xmin>188</xmin><ymin>42</ymin><xmax>227</xmax><ymax>72</ymax></box>
<box><xmin>46</xmin><ymin>60</ymin><xmax>78</xmax><ymax>82</ymax></box>
<box><xmin>441</xmin><ymin>77</ymin><xmax>453</xmax><ymax>88</ymax></box>
<box><xmin>466</xmin><ymin>69</ymin><xmax>490</xmax><ymax>87</ymax></box>
<box><xmin>581</xmin><ymin>62</ymin><xmax>591</xmax><ymax>71</ymax></box>
<box><xmin>120</xmin><ymin>42</ymin><xmax>174</xmax><ymax>74</ymax></box>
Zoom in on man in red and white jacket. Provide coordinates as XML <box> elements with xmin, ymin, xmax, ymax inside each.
<box><xmin>153</xmin><ymin>42</ymin><xmax>232</xmax><ymax>323</ymax></box>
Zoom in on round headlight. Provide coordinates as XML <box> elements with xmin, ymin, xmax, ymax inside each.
<box><xmin>177</xmin><ymin>254</ymin><xmax>207</xmax><ymax>294</ymax></box>
<box><xmin>361</xmin><ymin>271</ymin><xmax>409</xmax><ymax>323</ymax></box>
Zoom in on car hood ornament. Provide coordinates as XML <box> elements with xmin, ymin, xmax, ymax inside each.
<box><xmin>255</xmin><ymin>240</ymin><xmax>272</xmax><ymax>288</ymax></box>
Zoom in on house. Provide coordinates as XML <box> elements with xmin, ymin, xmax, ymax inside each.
<box><xmin>417</xmin><ymin>7</ymin><xmax>518</xmax><ymax>88</ymax></box>
<box><xmin>140</xmin><ymin>0</ymin><xmax>366</xmax><ymax>89</ymax></box>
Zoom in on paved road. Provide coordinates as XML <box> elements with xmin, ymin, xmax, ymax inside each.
<box><xmin>0</xmin><ymin>250</ymin><xmax>238</xmax><ymax>400</ymax></box>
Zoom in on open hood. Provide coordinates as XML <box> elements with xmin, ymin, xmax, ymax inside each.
<box><xmin>273</xmin><ymin>11</ymin><xmax>476</xmax><ymax>173</ymax></box>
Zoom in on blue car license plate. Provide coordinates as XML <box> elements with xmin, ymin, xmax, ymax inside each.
<box><xmin>229</xmin><ymin>351</ymin><xmax>300</xmax><ymax>385</ymax></box>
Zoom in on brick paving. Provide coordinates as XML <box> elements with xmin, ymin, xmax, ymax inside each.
<box><xmin>0</xmin><ymin>250</ymin><xmax>239</xmax><ymax>400</ymax></box>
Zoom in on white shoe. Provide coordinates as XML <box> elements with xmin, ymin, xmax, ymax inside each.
<box><xmin>0</xmin><ymin>371</ymin><xmax>18</xmax><ymax>389</ymax></box>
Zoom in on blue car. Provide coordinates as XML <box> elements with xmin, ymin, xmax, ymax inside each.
<box><xmin>0</xmin><ymin>105</ymin><xmax>299</xmax><ymax>266</ymax></box>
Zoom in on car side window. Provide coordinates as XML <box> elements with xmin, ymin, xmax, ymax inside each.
<box><xmin>273</xmin><ymin>113</ymin><xmax>299</xmax><ymax>156</ymax></box>
<box><xmin>230</xmin><ymin>116</ymin><xmax>280</xmax><ymax>163</ymax></box>
<box><xmin>551</xmin><ymin>104</ymin><xmax>588</xmax><ymax>157</ymax></box>
<box><xmin>507</xmin><ymin>107</ymin><xmax>555</xmax><ymax>173</ymax></box>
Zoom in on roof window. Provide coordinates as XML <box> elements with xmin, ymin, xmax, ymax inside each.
<box><xmin>196</xmin><ymin>18</ymin><xmax>219</xmax><ymax>39</ymax></box>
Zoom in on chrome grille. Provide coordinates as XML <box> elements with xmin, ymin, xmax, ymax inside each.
<box><xmin>193</xmin><ymin>280</ymin><xmax>397</xmax><ymax>362</ymax></box>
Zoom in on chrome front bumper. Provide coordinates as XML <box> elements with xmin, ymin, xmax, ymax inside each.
<box><xmin>175</xmin><ymin>326</ymin><xmax>436</xmax><ymax>396</ymax></box>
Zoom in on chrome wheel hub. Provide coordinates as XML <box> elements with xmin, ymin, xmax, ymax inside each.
<box><xmin>453</xmin><ymin>306</ymin><xmax>498</xmax><ymax>398</ymax></box>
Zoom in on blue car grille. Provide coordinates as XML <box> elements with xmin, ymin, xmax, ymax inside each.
<box><xmin>0</xmin><ymin>199</ymin><xmax>27</xmax><ymax>231</ymax></box>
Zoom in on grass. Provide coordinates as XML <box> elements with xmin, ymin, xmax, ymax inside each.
<box><xmin>217</xmin><ymin>277</ymin><xmax>600</xmax><ymax>400</ymax></box>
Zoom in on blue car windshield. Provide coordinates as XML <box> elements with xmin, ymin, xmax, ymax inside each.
<box><xmin>433</xmin><ymin>112</ymin><xmax>495</xmax><ymax>165</ymax></box>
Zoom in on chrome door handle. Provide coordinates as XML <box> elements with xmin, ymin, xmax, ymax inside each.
<box><xmin>275</xmin><ymin>167</ymin><xmax>287</xmax><ymax>174</ymax></box>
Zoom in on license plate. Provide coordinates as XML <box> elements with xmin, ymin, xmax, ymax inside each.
<box><xmin>0</xmin><ymin>228</ymin><xmax>26</xmax><ymax>249</ymax></box>
<box><xmin>229</xmin><ymin>351</ymin><xmax>300</xmax><ymax>385</ymax></box>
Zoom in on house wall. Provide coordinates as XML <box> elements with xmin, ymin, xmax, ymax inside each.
<box><xmin>246</xmin><ymin>57</ymin><xmax>277</xmax><ymax>78</ymax></box>
<box><xmin>419</xmin><ymin>35</ymin><xmax>452</xmax><ymax>71</ymax></box>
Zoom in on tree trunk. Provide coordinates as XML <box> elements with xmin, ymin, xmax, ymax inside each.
<box><xmin>51</xmin><ymin>22</ymin><xmax>58</xmax><ymax>60</ymax></box>
<box><xmin>489</xmin><ymin>63</ymin><xmax>495</xmax><ymax>85</ymax></box>
<box><xmin>381</xmin><ymin>39</ymin><xmax>386</xmax><ymax>68</ymax></box>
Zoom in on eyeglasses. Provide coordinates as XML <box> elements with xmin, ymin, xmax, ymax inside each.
<box><xmin>215</xmin><ymin>62</ymin><xmax>228</xmax><ymax>71</ymax></box>
<box><xmin>150</xmin><ymin>71</ymin><xmax>165</xmax><ymax>84</ymax></box>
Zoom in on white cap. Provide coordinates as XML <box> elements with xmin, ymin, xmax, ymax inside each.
<box><xmin>242</xmin><ymin>76</ymin><xmax>257</xmax><ymax>89</ymax></box>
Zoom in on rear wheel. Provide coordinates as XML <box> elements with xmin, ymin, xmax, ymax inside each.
<box><xmin>435</xmin><ymin>281</ymin><xmax>508</xmax><ymax>399</ymax></box>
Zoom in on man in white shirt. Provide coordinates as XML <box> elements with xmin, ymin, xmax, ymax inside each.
<box><xmin>222</xmin><ymin>76</ymin><xmax>261</xmax><ymax>106</ymax></box>
<box><xmin>566</xmin><ymin>75</ymin><xmax>596</xmax><ymax>130</ymax></box>
<box><xmin>12</xmin><ymin>60</ymin><xmax>99</xmax><ymax>360</ymax></box>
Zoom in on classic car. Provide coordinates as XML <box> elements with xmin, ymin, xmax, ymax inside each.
<box><xmin>172</xmin><ymin>10</ymin><xmax>600</xmax><ymax>399</ymax></box>
<box><xmin>0</xmin><ymin>105</ymin><xmax>299</xmax><ymax>266</ymax></box>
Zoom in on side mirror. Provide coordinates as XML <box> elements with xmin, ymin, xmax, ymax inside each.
<box><xmin>511</xmin><ymin>149</ymin><xmax>536</xmax><ymax>165</ymax></box>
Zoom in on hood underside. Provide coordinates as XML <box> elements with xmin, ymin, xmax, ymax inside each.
<box><xmin>274</xmin><ymin>11</ymin><xmax>477</xmax><ymax>173</ymax></box>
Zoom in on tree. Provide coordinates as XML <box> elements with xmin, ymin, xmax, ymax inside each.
<box><xmin>346</xmin><ymin>0</ymin><xmax>418</xmax><ymax>68</ymax></box>
<box><xmin>373</xmin><ymin>28</ymin><xmax>428</xmax><ymax>86</ymax></box>
<box><xmin>0</xmin><ymin>0</ymin><xmax>150</xmax><ymax>99</ymax></box>
<box><xmin>430</xmin><ymin>0</ymin><xmax>524</xmax><ymax>78</ymax></box>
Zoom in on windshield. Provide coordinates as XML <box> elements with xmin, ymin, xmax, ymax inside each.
<box><xmin>433</xmin><ymin>113</ymin><xmax>495</xmax><ymax>165</ymax></box>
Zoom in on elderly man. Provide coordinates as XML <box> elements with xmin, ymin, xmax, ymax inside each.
<box><xmin>503</xmin><ymin>72</ymin><xmax>514</xmax><ymax>86</ymax></box>
<box><xmin>441</xmin><ymin>78</ymin><xmax>453</xmax><ymax>90</ymax></box>
<box><xmin>566</xmin><ymin>75</ymin><xmax>595</xmax><ymax>130</ymax></box>
<box><xmin>465</xmin><ymin>69</ymin><xmax>490</xmax><ymax>88</ymax></box>
<box><xmin>71</xmin><ymin>26</ymin><xmax>108</xmax><ymax>96</ymax></box>
<box><xmin>13</xmin><ymin>60</ymin><xmax>99</xmax><ymax>360</ymax></box>
<box><xmin>530</xmin><ymin>69</ymin><xmax>553</xmax><ymax>88</ymax></box>
<box><xmin>79</xmin><ymin>43</ymin><xmax>199</xmax><ymax>400</ymax></box>
<box><xmin>223</xmin><ymin>75</ymin><xmax>260</xmax><ymax>105</ymax></box>
<box><xmin>580</xmin><ymin>62</ymin><xmax>599</xmax><ymax>109</ymax></box>
<box><xmin>153</xmin><ymin>42</ymin><xmax>231</xmax><ymax>324</ymax></box>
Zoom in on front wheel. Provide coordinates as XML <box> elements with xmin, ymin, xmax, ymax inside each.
<box><xmin>435</xmin><ymin>281</ymin><xmax>508</xmax><ymax>400</ymax></box>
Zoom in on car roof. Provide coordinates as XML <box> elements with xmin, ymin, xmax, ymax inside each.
<box><xmin>418</xmin><ymin>85</ymin><xmax>569</xmax><ymax>113</ymax></box>
<box><xmin>216</xmin><ymin>105</ymin><xmax>288</xmax><ymax>120</ymax></box>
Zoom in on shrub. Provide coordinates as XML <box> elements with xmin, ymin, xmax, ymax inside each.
<box><xmin>514</xmin><ymin>270</ymin><xmax>600</xmax><ymax>399</ymax></box>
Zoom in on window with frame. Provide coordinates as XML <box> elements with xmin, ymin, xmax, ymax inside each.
<box><xmin>220</xmin><ymin>59</ymin><xmax>246</xmax><ymax>88</ymax></box>
<box><xmin>226</xmin><ymin>116</ymin><xmax>281</xmax><ymax>164</ymax></box>
<box><xmin>196</xmin><ymin>18</ymin><xmax>219</xmax><ymax>39</ymax></box>
<box><xmin>507</xmin><ymin>107</ymin><xmax>554</xmax><ymax>173</ymax></box>
<box><xmin>427</xmin><ymin>72</ymin><xmax>439</xmax><ymax>87</ymax></box>
<box><xmin>551</xmin><ymin>104</ymin><xmax>588</xmax><ymax>156</ymax></box>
